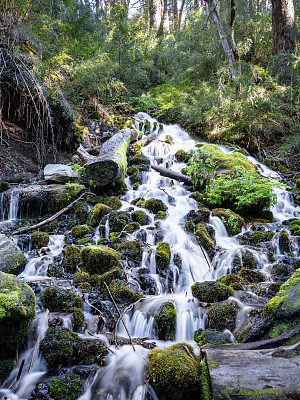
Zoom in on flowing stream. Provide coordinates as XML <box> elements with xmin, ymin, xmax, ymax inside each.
<box><xmin>0</xmin><ymin>113</ymin><xmax>299</xmax><ymax>400</ymax></box>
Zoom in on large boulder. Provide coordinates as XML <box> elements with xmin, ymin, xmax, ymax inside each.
<box><xmin>191</xmin><ymin>281</ymin><xmax>234</xmax><ymax>303</ymax></box>
<box><xmin>154</xmin><ymin>302</ymin><xmax>177</xmax><ymax>340</ymax></box>
<box><xmin>207</xmin><ymin>300</ymin><xmax>241</xmax><ymax>332</ymax></box>
<box><xmin>80</xmin><ymin>245</ymin><xmax>121</xmax><ymax>275</ymax></box>
<box><xmin>43</xmin><ymin>164</ymin><xmax>78</xmax><ymax>183</ymax></box>
<box><xmin>0</xmin><ymin>234</ymin><xmax>26</xmax><ymax>274</ymax></box>
<box><xmin>41</xmin><ymin>287</ymin><xmax>83</xmax><ymax>312</ymax></box>
<box><xmin>0</xmin><ymin>272</ymin><xmax>36</xmax><ymax>358</ymax></box>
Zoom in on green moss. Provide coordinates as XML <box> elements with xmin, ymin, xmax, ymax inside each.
<box><xmin>0</xmin><ymin>272</ymin><xmax>36</xmax><ymax>358</ymax></box>
<box><xmin>116</xmin><ymin>240</ymin><xmax>144</xmax><ymax>264</ymax></box>
<box><xmin>253</xmin><ymin>230</ymin><xmax>275</xmax><ymax>245</ymax></box>
<box><xmin>41</xmin><ymin>287</ymin><xmax>83</xmax><ymax>312</ymax></box>
<box><xmin>108</xmin><ymin>210</ymin><xmax>130</xmax><ymax>232</ymax></box>
<box><xmin>175</xmin><ymin>149</ymin><xmax>188</xmax><ymax>162</ymax></box>
<box><xmin>269</xmin><ymin>318</ymin><xmax>300</xmax><ymax>338</ymax></box>
<box><xmin>195</xmin><ymin>223</ymin><xmax>215</xmax><ymax>258</ymax></box>
<box><xmin>128</xmin><ymin>153</ymin><xmax>150</xmax><ymax>167</ymax></box>
<box><xmin>50</xmin><ymin>184</ymin><xmax>85</xmax><ymax>212</ymax></box>
<box><xmin>80</xmin><ymin>245</ymin><xmax>121</xmax><ymax>275</ymax></box>
<box><xmin>212</xmin><ymin>208</ymin><xmax>244</xmax><ymax>236</ymax></box>
<box><xmin>71</xmin><ymin>225</ymin><xmax>90</xmax><ymax>239</ymax></box>
<box><xmin>132</xmin><ymin>210</ymin><xmax>150</xmax><ymax>225</ymax></box>
<box><xmin>185</xmin><ymin>220</ymin><xmax>195</xmax><ymax>232</ymax></box>
<box><xmin>155</xmin><ymin>302</ymin><xmax>177</xmax><ymax>340</ymax></box>
<box><xmin>239</xmin><ymin>267</ymin><xmax>264</xmax><ymax>283</ymax></box>
<box><xmin>194</xmin><ymin>328</ymin><xmax>232</xmax><ymax>347</ymax></box>
<box><xmin>0</xmin><ymin>359</ymin><xmax>14</xmax><ymax>385</ymax></box>
<box><xmin>95</xmin><ymin>268</ymin><xmax>122</xmax><ymax>288</ymax></box>
<box><xmin>109</xmin><ymin>280</ymin><xmax>143</xmax><ymax>304</ymax></box>
<box><xmin>207</xmin><ymin>300</ymin><xmax>240</xmax><ymax>331</ymax></box>
<box><xmin>87</xmin><ymin>203</ymin><xmax>111</xmax><ymax>227</ymax></box>
<box><xmin>63</xmin><ymin>245</ymin><xmax>80</xmax><ymax>273</ymax></box>
<box><xmin>200</xmin><ymin>357</ymin><xmax>212</xmax><ymax>400</ymax></box>
<box><xmin>148</xmin><ymin>343</ymin><xmax>201</xmax><ymax>400</ymax></box>
<box><xmin>70</xmin><ymin>307</ymin><xmax>85</xmax><ymax>332</ymax></box>
<box><xmin>156</xmin><ymin>242</ymin><xmax>171</xmax><ymax>273</ymax></box>
<box><xmin>50</xmin><ymin>374</ymin><xmax>83</xmax><ymax>400</ymax></box>
<box><xmin>74</xmin><ymin>200</ymin><xmax>89</xmax><ymax>224</ymax></box>
<box><xmin>76</xmin><ymin>237</ymin><xmax>93</xmax><ymax>245</ymax></box>
<box><xmin>127</xmin><ymin>166</ymin><xmax>139</xmax><ymax>176</ymax></box>
<box><xmin>124</xmin><ymin>222</ymin><xmax>140</xmax><ymax>232</ymax></box>
<box><xmin>104</xmin><ymin>196</ymin><xmax>122</xmax><ymax>210</ymax></box>
<box><xmin>191</xmin><ymin>281</ymin><xmax>234</xmax><ymax>303</ymax></box>
<box><xmin>31</xmin><ymin>231</ymin><xmax>50</xmax><ymax>249</ymax></box>
<box><xmin>144</xmin><ymin>198</ymin><xmax>167</xmax><ymax>214</ymax></box>
<box><xmin>216</xmin><ymin>274</ymin><xmax>244</xmax><ymax>290</ymax></box>
<box><xmin>232</xmin><ymin>249</ymin><xmax>256</xmax><ymax>273</ymax></box>
<box><xmin>156</xmin><ymin>211</ymin><xmax>166</xmax><ymax>219</ymax></box>
<box><xmin>279</xmin><ymin>229</ymin><xmax>290</xmax><ymax>253</ymax></box>
<box><xmin>189</xmin><ymin>192</ymin><xmax>205</xmax><ymax>203</ymax></box>
<box><xmin>3</xmin><ymin>250</ymin><xmax>27</xmax><ymax>275</ymax></box>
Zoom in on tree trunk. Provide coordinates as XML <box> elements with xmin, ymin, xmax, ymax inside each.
<box><xmin>157</xmin><ymin>0</ymin><xmax>169</xmax><ymax>36</ymax></box>
<box><xmin>150</xmin><ymin>0</ymin><xmax>163</xmax><ymax>34</ymax></box>
<box><xmin>229</xmin><ymin>0</ymin><xmax>241</xmax><ymax>97</ymax></box>
<box><xmin>178</xmin><ymin>0</ymin><xmax>186</xmax><ymax>30</ymax></box>
<box><xmin>271</xmin><ymin>0</ymin><xmax>296</xmax><ymax>78</ymax></box>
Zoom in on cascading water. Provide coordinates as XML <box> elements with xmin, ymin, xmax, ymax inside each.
<box><xmin>1</xmin><ymin>113</ymin><xmax>299</xmax><ymax>400</ymax></box>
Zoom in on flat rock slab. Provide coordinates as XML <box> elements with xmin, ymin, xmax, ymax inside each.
<box><xmin>205</xmin><ymin>342</ymin><xmax>300</xmax><ymax>399</ymax></box>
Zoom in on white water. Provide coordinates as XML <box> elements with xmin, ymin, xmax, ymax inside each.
<box><xmin>1</xmin><ymin>114</ymin><xmax>299</xmax><ymax>400</ymax></box>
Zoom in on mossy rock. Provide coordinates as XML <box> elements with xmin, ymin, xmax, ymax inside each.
<box><xmin>154</xmin><ymin>302</ymin><xmax>177</xmax><ymax>341</ymax></box>
<box><xmin>70</xmin><ymin>307</ymin><xmax>85</xmax><ymax>332</ymax></box>
<box><xmin>195</xmin><ymin>223</ymin><xmax>215</xmax><ymax>258</ymax></box>
<box><xmin>279</xmin><ymin>230</ymin><xmax>290</xmax><ymax>253</ymax></box>
<box><xmin>116</xmin><ymin>239</ymin><xmax>144</xmax><ymax>264</ymax></box>
<box><xmin>239</xmin><ymin>267</ymin><xmax>265</xmax><ymax>283</ymax></box>
<box><xmin>63</xmin><ymin>245</ymin><xmax>80</xmax><ymax>273</ymax></box>
<box><xmin>0</xmin><ymin>234</ymin><xmax>27</xmax><ymax>275</ymax></box>
<box><xmin>129</xmin><ymin>171</ymin><xmax>143</xmax><ymax>187</ymax></box>
<box><xmin>39</xmin><ymin>327</ymin><xmax>108</xmax><ymax>369</ymax></box>
<box><xmin>41</xmin><ymin>287</ymin><xmax>83</xmax><ymax>312</ymax></box>
<box><xmin>212</xmin><ymin>208</ymin><xmax>244</xmax><ymax>236</ymax></box>
<box><xmin>124</xmin><ymin>222</ymin><xmax>140</xmax><ymax>232</ymax></box>
<box><xmin>0</xmin><ymin>182</ymin><xmax>10</xmax><ymax>193</ymax></box>
<box><xmin>80</xmin><ymin>245</ymin><xmax>121</xmax><ymax>275</ymax></box>
<box><xmin>0</xmin><ymin>359</ymin><xmax>14</xmax><ymax>385</ymax></box>
<box><xmin>50</xmin><ymin>373</ymin><xmax>83</xmax><ymax>400</ymax></box>
<box><xmin>156</xmin><ymin>211</ymin><xmax>166</xmax><ymax>219</ymax></box>
<box><xmin>31</xmin><ymin>231</ymin><xmax>50</xmax><ymax>249</ymax></box>
<box><xmin>103</xmin><ymin>196</ymin><xmax>122</xmax><ymax>210</ymax></box>
<box><xmin>231</xmin><ymin>249</ymin><xmax>256</xmax><ymax>273</ymax></box>
<box><xmin>87</xmin><ymin>203</ymin><xmax>111</xmax><ymax>227</ymax></box>
<box><xmin>156</xmin><ymin>242</ymin><xmax>171</xmax><ymax>273</ymax></box>
<box><xmin>71</xmin><ymin>225</ymin><xmax>90</xmax><ymax>239</ymax></box>
<box><xmin>191</xmin><ymin>281</ymin><xmax>234</xmax><ymax>303</ymax></box>
<box><xmin>95</xmin><ymin>268</ymin><xmax>122</xmax><ymax>288</ymax></box>
<box><xmin>175</xmin><ymin>149</ymin><xmax>188</xmax><ymax>162</ymax></box>
<box><xmin>189</xmin><ymin>192</ymin><xmax>205</xmax><ymax>203</ymax></box>
<box><xmin>264</xmin><ymin>269</ymin><xmax>300</xmax><ymax>319</ymax></box>
<box><xmin>148</xmin><ymin>343</ymin><xmax>201</xmax><ymax>400</ymax></box>
<box><xmin>236</xmin><ymin>309</ymin><xmax>274</xmax><ymax>343</ymax></box>
<box><xmin>283</xmin><ymin>218</ymin><xmax>300</xmax><ymax>236</ymax></box>
<box><xmin>108</xmin><ymin>210</ymin><xmax>130</xmax><ymax>232</ymax></box>
<box><xmin>0</xmin><ymin>272</ymin><xmax>36</xmax><ymax>358</ymax></box>
<box><xmin>207</xmin><ymin>300</ymin><xmax>240</xmax><ymax>332</ymax></box>
<box><xmin>74</xmin><ymin>200</ymin><xmax>89</xmax><ymax>224</ymax></box>
<box><xmin>128</xmin><ymin>153</ymin><xmax>150</xmax><ymax>167</ymax></box>
<box><xmin>131</xmin><ymin>210</ymin><xmax>150</xmax><ymax>225</ymax></box>
<box><xmin>127</xmin><ymin>166</ymin><xmax>139</xmax><ymax>176</ymax></box>
<box><xmin>253</xmin><ymin>230</ymin><xmax>275</xmax><ymax>245</ymax></box>
<box><xmin>109</xmin><ymin>280</ymin><xmax>143</xmax><ymax>305</ymax></box>
<box><xmin>270</xmin><ymin>262</ymin><xmax>295</xmax><ymax>283</ymax></box>
<box><xmin>50</xmin><ymin>184</ymin><xmax>85</xmax><ymax>213</ymax></box>
<box><xmin>268</xmin><ymin>318</ymin><xmax>300</xmax><ymax>339</ymax></box>
<box><xmin>194</xmin><ymin>328</ymin><xmax>232</xmax><ymax>347</ymax></box>
<box><xmin>144</xmin><ymin>198</ymin><xmax>167</xmax><ymax>214</ymax></box>
<box><xmin>186</xmin><ymin>208</ymin><xmax>210</xmax><ymax>224</ymax></box>
<box><xmin>216</xmin><ymin>274</ymin><xmax>245</xmax><ymax>290</ymax></box>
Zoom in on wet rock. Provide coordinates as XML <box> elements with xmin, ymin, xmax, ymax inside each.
<box><xmin>71</xmin><ymin>225</ymin><xmax>91</xmax><ymax>239</ymax></box>
<box><xmin>236</xmin><ymin>309</ymin><xmax>274</xmax><ymax>343</ymax></box>
<box><xmin>41</xmin><ymin>287</ymin><xmax>83</xmax><ymax>312</ymax></box>
<box><xmin>195</xmin><ymin>223</ymin><xmax>215</xmax><ymax>258</ymax></box>
<box><xmin>115</xmin><ymin>239</ymin><xmax>144</xmax><ymax>265</ymax></box>
<box><xmin>108</xmin><ymin>210</ymin><xmax>130</xmax><ymax>232</ymax></box>
<box><xmin>192</xmin><ymin>281</ymin><xmax>234</xmax><ymax>303</ymax></box>
<box><xmin>0</xmin><ymin>272</ymin><xmax>36</xmax><ymax>358</ymax></box>
<box><xmin>109</xmin><ymin>280</ymin><xmax>143</xmax><ymax>305</ymax></box>
<box><xmin>0</xmin><ymin>181</ymin><xmax>11</xmax><ymax>192</ymax></box>
<box><xmin>74</xmin><ymin>200</ymin><xmax>90</xmax><ymax>224</ymax></box>
<box><xmin>144</xmin><ymin>198</ymin><xmax>167</xmax><ymax>214</ymax></box>
<box><xmin>87</xmin><ymin>203</ymin><xmax>111</xmax><ymax>227</ymax></box>
<box><xmin>124</xmin><ymin>222</ymin><xmax>140</xmax><ymax>232</ymax></box>
<box><xmin>43</xmin><ymin>164</ymin><xmax>78</xmax><ymax>183</ymax></box>
<box><xmin>80</xmin><ymin>245</ymin><xmax>121</xmax><ymax>275</ymax></box>
<box><xmin>156</xmin><ymin>242</ymin><xmax>171</xmax><ymax>273</ymax></box>
<box><xmin>31</xmin><ymin>231</ymin><xmax>50</xmax><ymax>249</ymax></box>
<box><xmin>0</xmin><ymin>233</ymin><xmax>26</xmax><ymax>274</ymax></box>
<box><xmin>154</xmin><ymin>302</ymin><xmax>177</xmax><ymax>340</ymax></box>
<box><xmin>128</xmin><ymin>153</ymin><xmax>150</xmax><ymax>167</ymax></box>
<box><xmin>137</xmin><ymin>274</ymin><xmax>158</xmax><ymax>295</ymax></box>
<box><xmin>207</xmin><ymin>300</ymin><xmax>241</xmax><ymax>332</ymax></box>
<box><xmin>186</xmin><ymin>208</ymin><xmax>210</xmax><ymax>224</ymax></box>
<box><xmin>231</xmin><ymin>249</ymin><xmax>256</xmax><ymax>273</ymax></box>
<box><xmin>148</xmin><ymin>343</ymin><xmax>201</xmax><ymax>400</ymax></box>
<box><xmin>131</xmin><ymin>210</ymin><xmax>150</xmax><ymax>225</ymax></box>
<box><xmin>239</xmin><ymin>267</ymin><xmax>265</xmax><ymax>283</ymax></box>
<box><xmin>175</xmin><ymin>149</ymin><xmax>188</xmax><ymax>162</ymax></box>
<box><xmin>194</xmin><ymin>328</ymin><xmax>232</xmax><ymax>346</ymax></box>
<box><xmin>28</xmin><ymin>383</ymin><xmax>52</xmax><ymax>400</ymax></box>
<box><xmin>212</xmin><ymin>208</ymin><xmax>244</xmax><ymax>236</ymax></box>
<box><xmin>270</xmin><ymin>261</ymin><xmax>295</xmax><ymax>282</ymax></box>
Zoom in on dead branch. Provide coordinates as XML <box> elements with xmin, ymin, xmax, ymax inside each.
<box><xmin>151</xmin><ymin>165</ymin><xmax>191</xmax><ymax>184</ymax></box>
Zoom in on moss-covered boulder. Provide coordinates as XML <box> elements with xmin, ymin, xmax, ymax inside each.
<box><xmin>108</xmin><ymin>210</ymin><xmax>130</xmax><ymax>232</ymax></box>
<box><xmin>41</xmin><ymin>287</ymin><xmax>83</xmax><ymax>312</ymax></box>
<box><xmin>264</xmin><ymin>269</ymin><xmax>300</xmax><ymax>319</ymax></box>
<box><xmin>109</xmin><ymin>280</ymin><xmax>143</xmax><ymax>305</ymax></box>
<box><xmin>191</xmin><ymin>281</ymin><xmax>234</xmax><ymax>303</ymax></box>
<box><xmin>104</xmin><ymin>196</ymin><xmax>122</xmax><ymax>210</ymax></box>
<box><xmin>194</xmin><ymin>328</ymin><xmax>232</xmax><ymax>347</ymax></box>
<box><xmin>195</xmin><ymin>223</ymin><xmax>215</xmax><ymax>258</ymax></box>
<box><xmin>0</xmin><ymin>359</ymin><xmax>14</xmax><ymax>385</ymax></box>
<box><xmin>50</xmin><ymin>373</ymin><xmax>83</xmax><ymax>400</ymax></box>
<box><xmin>39</xmin><ymin>327</ymin><xmax>108</xmax><ymax>369</ymax></box>
<box><xmin>216</xmin><ymin>274</ymin><xmax>245</xmax><ymax>290</ymax></box>
<box><xmin>207</xmin><ymin>300</ymin><xmax>240</xmax><ymax>332</ymax></box>
<box><xmin>31</xmin><ymin>231</ymin><xmax>50</xmax><ymax>249</ymax></box>
<box><xmin>124</xmin><ymin>222</ymin><xmax>140</xmax><ymax>232</ymax></box>
<box><xmin>148</xmin><ymin>343</ymin><xmax>201</xmax><ymax>400</ymax></box>
<box><xmin>231</xmin><ymin>249</ymin><xmax>256</xmax><ymax>273</ymax></box>
<box><xmin>87</xmin><ymin>203</ymin><xmax>111</xmax><ymax>227</ymax></box>
<box><xmin>80</xmin><ymin>245</ymin><xmax>121</xmax><ymax>275</ymax></box>
<box><xmin>71</xmin><ymin>225</ymin><xmax>90</xmax><ymax>239</ymax></box>
<box><xmin>154</xmin><ymin>302</ymin><xmax>177</xmax><ymax>341</ymax></box>
<box><xmin>116</xmin><ymin>240</ymin><xmax>144</xmax><ymax>264</ymax></box>
<box><xmin>131</xmin><ymin>210</ymin><xmax>150</xmax><ymax>225</ymax></box>
<box><xmin>186</xmin><ymin>208</ymin><xmax>210</xmax><ymax>224</ymax></box>
<box><xmin>0</xmin><ymin>272</ymin><xmax>36</xmax><ymax>358</ymax></box>
<box><xmin>74</xmin><ymin>200</ymin><xmax>89</xmax><ymax>224</ymax></box>
<box><xmin>175</xmin><ymin>149</ymin><xmax>188</xmax><ymax>162</ymax></box>
<box><xmin>212</xmin><ymin>208</ymin><xmax>244</xmax><ymax>236</ymax></box>
<box><xmin>95</xmin><ymin>268</ymin><xmax>122</xmax><ymax>289</ymax></box>
<box><xmin>70</xmin><ymin>307</ymin><xmax>85</xmax><ymax>332</ymax></box>
<box><xmin>252</xmin><ymin>230</ymin><xmax>275</xmax><ymax>245</ymax></box>
<box><xmin>63</xmin><ymin>245</ymin><xmax>80</xmax><ymax>273</ymax></box>
<box><xmin>239</xmin><ymin>267</ymin><xmax>265</xmax><ymax>283</ymax></box>
<box><xmin>128</xmin><ymin>153</ymin><xmax>150</xmax><ymax>167</ymax></box>
<box><xmin>0</xmin><ymin>234</ymin><xmax>27</xmax><ymax>275</ymax></box>
<box><xmin>156</xmin><ymin>242</ymin><xmax>171</xmax><ymax>273</ymax></box>
<box><xmin>279</xmin><ymin>229</ymin><xmax>290</xmax><ymax>253</ymax></box>
<box><xmin>144</xmin><ymin>198</ymin><xmax>167</xmax><ymax>214</ymax></box>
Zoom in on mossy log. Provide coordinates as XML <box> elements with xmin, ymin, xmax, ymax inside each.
<box><xmin>151</xmin><ymin>165</ymin><xmax>191</xmax><ymax>184</ymax></box>
<box><xmin>78</xmin><ymin>128</ymin><xmax>134</xmax><ymax>187</ymax></box>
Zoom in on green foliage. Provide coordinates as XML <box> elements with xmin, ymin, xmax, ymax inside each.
<box><xmin>50</xmin><ymin>374</ymin><xmax>83</xmax><ymax>400</ymax></box>
<box><xmin>0</xmin><ymin>359</ymin><xmax>14</xmax><ymax>384</ymax></box>
<box><xmin>187</xmin><ymin>148</ymin><xmax>217</xmax><ymax>189</ymax></box>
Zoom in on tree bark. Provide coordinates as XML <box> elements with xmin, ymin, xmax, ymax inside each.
<box><xmin>149</xmin><ymin>0</ymin><xmax>163</xmax><ymax>34</ymax></box>
<box><xmin>229</xmin><ymin>0</ymin><xmax>241</xmax><ymax>97</ymax></box>
<box><xmin>271</xmin><ymin>0</ymin><xmax>296</xmax><ymax>78</ymax></box>
<box><xmin>178</xmin><ymin>0</ymin><xmax>186</xmax><ymax>30</ymax></box>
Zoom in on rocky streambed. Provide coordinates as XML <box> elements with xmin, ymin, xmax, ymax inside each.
<box><xmin>0</xmin><ymin>113</ymin><xmax>299</xmax><ymax>400</ymax></box>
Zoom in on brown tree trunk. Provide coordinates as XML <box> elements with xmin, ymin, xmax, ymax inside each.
<box><xmin>178</xmin><ymin>0</ymin><xmax>186</xmax><ymax>30</ymax></box>
<box><xmin>157</xmin><ymin>0</ymin><xmax>169</xmax><ymax>36</ymax></box>
<box><xmin>229</xmin><ymin>0</ymin><xmax>241</xmax><ymax>97</ymax></box>
<box><xmin>271</xmin><ymin>0</ymin><xmax>296</xmax><ymax>78</ymax></box>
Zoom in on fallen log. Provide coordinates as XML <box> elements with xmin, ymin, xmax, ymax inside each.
<box><xmin>98</xmin><ymin>331</ymin><xmax>157</xmax><ymax>350</ymax></box>
<box><xmin>12</xmin><ymin>191</ymin><xmax>93</xmax><ymax>235</ymax></box>
<box><xmin>151</xmin><ymin>165</ymin><xmax>191</xmax><ymax>184</ymax></box>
